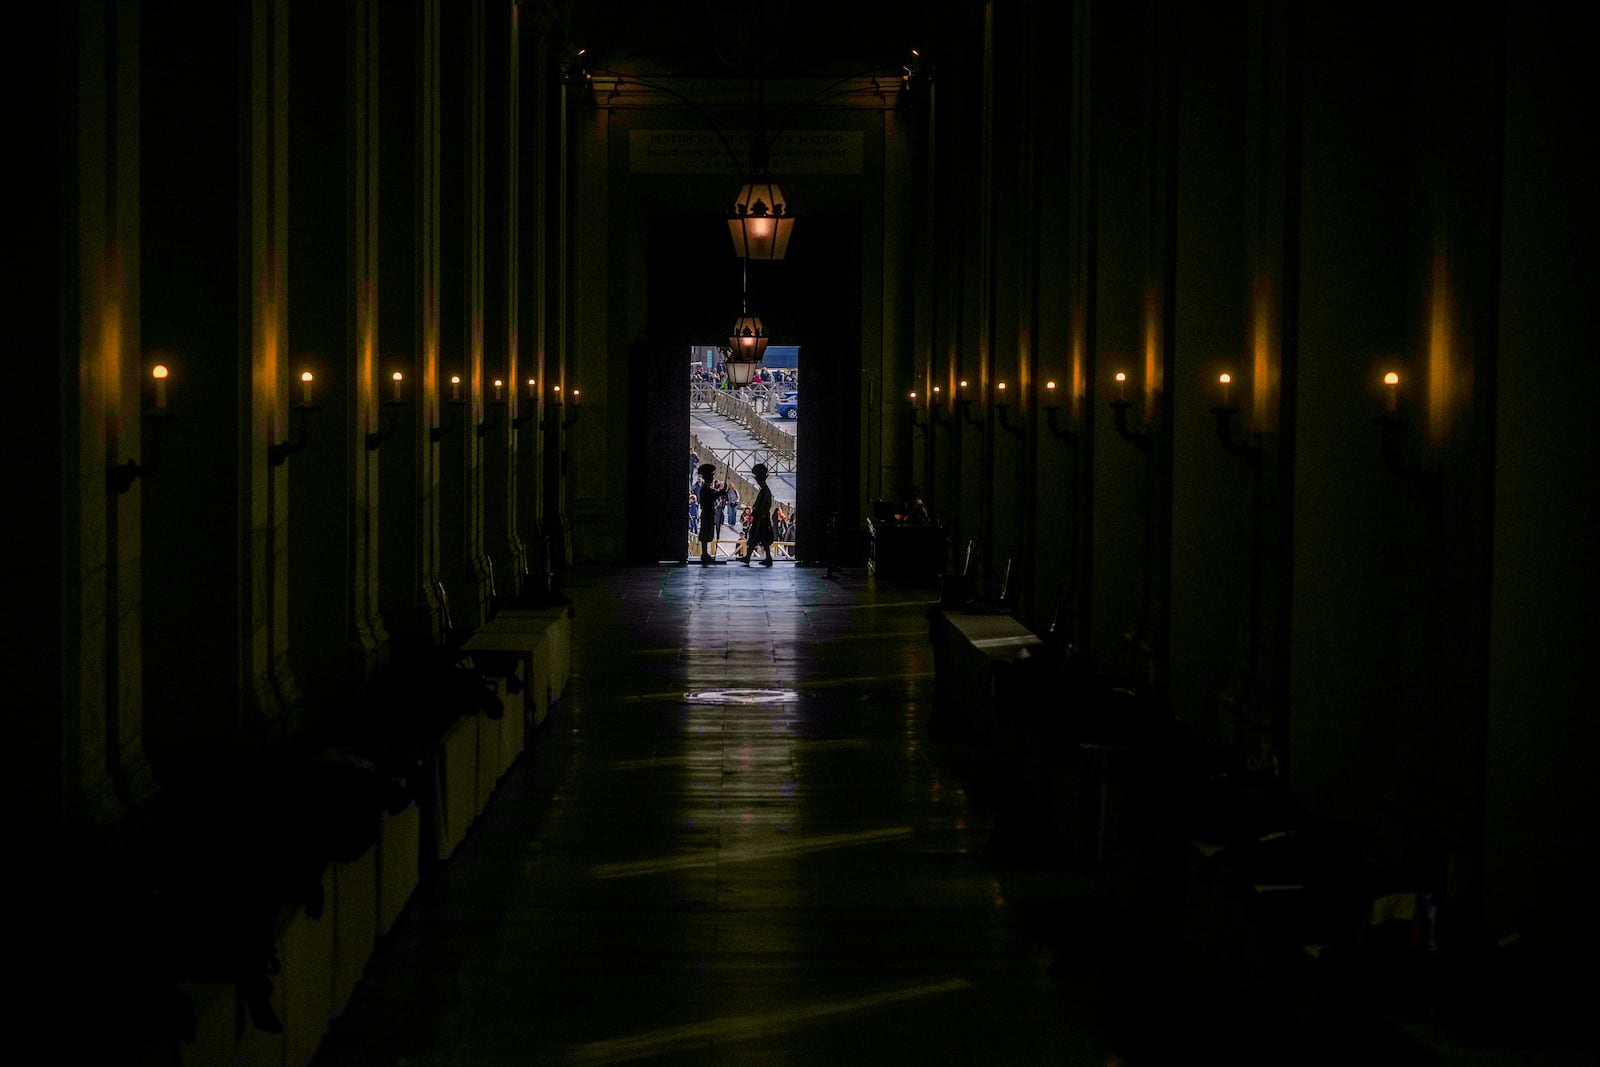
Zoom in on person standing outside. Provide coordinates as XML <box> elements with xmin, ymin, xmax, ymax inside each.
<box><xmin>695</xmin><ymin>463</ymin><xmax>728</xmax><ymax>564</ymax></box>
<box><xmin>745</xmin><ymin>462</ymin><xmax>776</xmax><ymax>566</ymax></box>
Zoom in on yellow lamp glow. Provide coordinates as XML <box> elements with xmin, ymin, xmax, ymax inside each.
<box><xmin>1384</xmin><ymin>371</ymin><xmax>1400</xmax><ymax>412</ymax></box>
<box><xmin>728</xmin><ymin>179</ymin><xmax>794</xmax><ymax>260</ymax></box>
<box><xmin>152</xmin><ymin>364</ymin><xmax>170</xmax><ymax>411</ymax></box>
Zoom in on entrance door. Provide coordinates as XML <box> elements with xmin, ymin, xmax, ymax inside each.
<box><xmin>630</xmin><ymin>337</ymin><xmax>691</xmax><ymax>563</ymax></box>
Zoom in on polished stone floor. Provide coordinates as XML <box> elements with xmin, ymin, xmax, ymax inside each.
<box><xmin>313</xmin><ymin>563</ymin><xmax>1223</xmax><ymax>1066</ymax></box>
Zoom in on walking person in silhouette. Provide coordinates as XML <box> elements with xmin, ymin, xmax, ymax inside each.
<box><xmin>745</xmin><ymin>462</ymin><xmax>776</xmax><ymax>566</ymax></box>
<box><xmin>695</xmin><ymin>463</ymin><xmax>728</xmax><ymax>565</ymax></box>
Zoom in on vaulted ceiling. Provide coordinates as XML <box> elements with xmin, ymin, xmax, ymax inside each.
<box><xmin>547</xmin><ymin>0</ymin><xmax>943</xmax><ymax>82</ymax></box>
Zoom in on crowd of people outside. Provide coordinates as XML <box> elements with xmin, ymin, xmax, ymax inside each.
<box><xmin>690</xmin><ymin>363</ymin><xmax>797</xmax><ymax>390</ymax></box>
<box><xmin>688</xmin><ymin>449</ymin><xmax>796</xmax><ymax>561</ymax></box>
<box><xmin>688</xmin><ymin>356</ymin><xmax>797</xmax><ymax>561</ymax></box>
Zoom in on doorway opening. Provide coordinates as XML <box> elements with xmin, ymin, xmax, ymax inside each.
<box><xmin>688</xmin><ymin>344</ymin><xmax>800</xmax><ymax>562</ymax></box>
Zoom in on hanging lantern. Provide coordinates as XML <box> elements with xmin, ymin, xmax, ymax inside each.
<box><xmin>728</xmin><ymin>178</ymin><xmax>794</xmax><ymax>261</ymax></box>
<box><xmin>724</xmin><ymin>312</ymin><xmax>769</xmax><ymax>387</ymax></box>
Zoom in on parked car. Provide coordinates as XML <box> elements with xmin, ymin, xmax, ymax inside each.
<box><xmin>775</xmin><ymin>391</ymin><xmax>798</xmax><ymax>419</ymax></box>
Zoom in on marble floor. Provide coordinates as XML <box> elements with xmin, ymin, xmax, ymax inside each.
<box><xmin>313</xmin><ymin>563</ymin><xmax>1228</xmax><ymax>1066</ymax></box>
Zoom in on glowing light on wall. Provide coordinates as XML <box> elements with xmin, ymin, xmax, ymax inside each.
<box><xmin>1251</xmin><ymin>273</ymin><xmax>1276</xmax><ymax>428</ymax></box>
<box><xmin>1142</xmin><ymin>287</ymin><xmax>1163</xmax><ymax>419</ymax></box>
<box><xmin>1427</xmin><ymin>253</ymin><xmax>1457</xmax><ymax>444</ymax></box>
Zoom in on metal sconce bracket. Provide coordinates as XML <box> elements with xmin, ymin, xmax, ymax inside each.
<box><xmin>562</xmin><ymin>407</ymin><xmax>581</xmax><ymax>431</ymax></box>
<box><xmin>269</xmin><ymin>404</ymin><xmax>319</xmax><ymax>466</ymax></box>
<box><xmin>1210</xmin><ymin>406</ymin><xmax>1262</xmax><ymax>469</ymax></box>
<box><xmin>1044</xmin><ymin>407</ymin><xmax>1077</xmax><ymax>445</ymax></box>
<box><xmin>1108</xmin><ymin>400</ymin><xmax>1151</xmax><ymax>451</ymax></box>
<box><xmin>1374</xmin><ymin>413</ymin><xmax>1441</xmax><ymax>494</ymax></box>
<box><xmin>366</xmin><ymin>399</ymin><xmax>406</xmax><ymax>451</ymax></box>
<box><xmin>431</xmin><ymin>401</ymin><xmax>463</xmax><ymax>443</ymax></box>
<box><xmin>477</xmin><ymin>402</ymin><xmax>502</xmax><ymax>438</ymax></box>
<box><xmin>958</xmin><ymin>399</ymin><xmax>983</xmax><ymax>430</ymax></box>
<box><xmin>995</xmin><ymin>404</ymin><xmax>1024</xmax><ymax>437</ymax></box>
<box><xmin>108</xmin><ymin>411</ymin><xmax>176</xmax><ymax>494</ymax></box>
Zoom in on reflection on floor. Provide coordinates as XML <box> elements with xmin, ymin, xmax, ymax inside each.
<box><xmin>312</xmin><ymin>564</ymin><xmax>1228</xmax><ymax>1066</ymax></box>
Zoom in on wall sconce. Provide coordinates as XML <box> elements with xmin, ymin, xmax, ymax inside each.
<box><xmin>994</xmin><ymin>381</ymin><xmax>1023</xmax><ymax>436</ymax></box>
<box><xmin>1042</xmin><ymin>380</ymin><xmax>1076</xmax><ymax>444</ymax></box>
<box><xmin>957</xmin><ymin>379</ymin><xmax>983</xmax><ymax>428</ymax></box>
<box><xmin>513</xmin><ymin>378</ymin><xmax>538</xmax><ymax>429</ymax></box>
<box><xmin>110</xmin><ymin>364</ymin><xmax>177</xmax><ymax>493</ymax></box>
<box><xmin>477</xmin><ymin>377</ymin><xmax>505</xmax><ymax>437</ymax></box>
<box><xmin>909</xmin><ymin>390</ymin><xmax>928</xmax><ymax>434</ymax></box>
<box><xmin>1209</xmin><ymin>372</ymin><xmax>1261</xmax><ymax>468</ymax></box>
<box><xmin>563</xmin><ymin>388</ymin><xmax>582</xmax><ymax>429</ymax></box>
<box><xmin>1107</xmin><ymin>373</ymin><xmax>1150</xmax><ymax>451</ymax></box>
<box><xmin>367</xmin><ymin>371</ymin><xmax>409</xmax><ymax>450</ymax></box>
<box><xmin>1372</xmin><ymin>370</ymin><xmax>1438</xmax><ymax>491</ymax></box>
<box><xmin>269</xmin><ymin>371</ymin><xmax>319</xmax><ymax>466</ymax></box>
<box><xmin>431</xmin><ymin>375</ymin><xmax>464</xmax><ymax>442</ymax></box>
<box><xmin>930</xmin><ymin>384</ymin><xmax>951</xmax><ymax>427</ymax></box>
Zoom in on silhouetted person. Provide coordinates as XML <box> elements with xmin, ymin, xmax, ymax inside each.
<box><xmin>746</xmin><ymin>462</ymin><xmax>775</xmax><ymax>566</ymax></box>
<box><xmin>696</xmin><ymin>463</ymin><xmax>728</xmax><ymax>564</ymax></box>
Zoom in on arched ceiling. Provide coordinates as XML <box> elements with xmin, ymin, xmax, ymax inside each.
<box><xmin>544</xmin><ymin>0</ymin><xmax>945</xmax><ymax>84</ymax></box>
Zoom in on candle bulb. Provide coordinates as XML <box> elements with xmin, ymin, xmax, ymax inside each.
<box><xmin>1383</xmin><ymin>371</ymin><xmax>1400</xmax><ymax>413</ymax></box>
<box><xmin>1114</xmin><ymin>371</ymin><xmax>1127</xmax><ymax>400</ymax></box>
<box><xmin>1045</xmin><ymin>380</ymin><xmax>1058</xmax><ymax>407</ymax></box>
<box><xmin>301</xmin><ymin>370</ymin><xmax>314</xmax><ymax>406</ymax></box>
<box><xmin>1218</xmin><ymin>372</ymin><xmax>1233</xmax><ymax>408</ymax></box>
<box><xmin>493</xmin><ymin>378</ymin><xmax>504</xmax><ymax>401</ymax></box>
<box><xmin>909</xmin><ymin>391</ymin><xmax>918</xmax><ymax>404</ymax></box>
<box><xmin>572</xmin><ymin>388</ymin><xmax>581</xmax><ymax>406</ymax></box>
<box><xmin>527</xmin><ymin>378</ymin><xmax>536</xmax><ymax>399</ymax></box>
<box><xmin>554</xmin><ymin>385</ymin><xmax>563</xmax><ymax>404</ymax></box>
<box><xmin>392</xmin><ymin>371</ymin><xmax>403</xmax><ymax>401</ymax></box>
<box><xmin>450</xmin><ymin>375</ymin><xmax>461</xmax><ymax>402</ymax></box>
<box><xmin>152</xmin><ymin>364</ymin><xmax>169</xmax><ymax>413</ymax></box>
